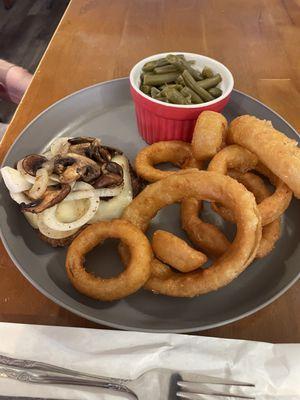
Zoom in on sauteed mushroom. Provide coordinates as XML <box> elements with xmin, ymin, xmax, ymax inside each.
<box><xmin>54</xmin><ymin>153</ymin><xmax>101</xmax><ymax>183</ymax></box>
<box><xmin>21</xmin><ymin>184</ymin><xmax>71</xmax><ymax>213</ymax></box>
<box><xmin>93</xmin><ymin>161</ymin><xmax>124</xmax><ymax>188</ymax></box>
<box><xmin>53</xmin><ymin>156</ymin><xmax>76</xmax><ymax>175</ymax></box>
<box><xmin>22</xmin><ymin>155</ymin><xmax>48</xmax><ymax>176</ymax></box>
<box><xmin>69</xmin><ymin>143</ymin><xmax>91</xmax><ymax>156</ymax></box>
<box><xmin>87</xmin><ymin>140</ymin><xmax>111</xmax><ymax>163</ymax></box>
<box><xmin>68</xmin><ymin>137</ymin><xmax>95</xmax><ymax>145</ymax></box>
<box><xmin>86</xmin><ymin>141</ymin><xmax>123</xmax><ymax>163</ymax></box>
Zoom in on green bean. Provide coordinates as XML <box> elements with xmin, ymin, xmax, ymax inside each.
<box><xmin>158</xmin><ymin>97</ymin><xmax>170</xmax><ymax>103</ymax></box>
<box><xmin>154</xmin><ymin>65</ymin><xmax>179</xmax><ymax>74</ymax></box>
<box><xmin>202</xmin><ymin>66</ymin><xmax>214</xmax><ymax>79</ymax></box>
<box><xmin>141</xmin><ymin>55</ymin><xmax>187</xmax><ymax>72</ymax></box>
<box><xmin>181</xmin><ymin>90</ymin><xmax>192</xmax><ymax>104</ymax></box>
<box><xmin>140</xmin><ymin>55</ymin><xmax>222</xmax><ymax>104</ymax></box>
<box><xmin>151</xmin><ymin>87</ymin><xmax>161</xmax><ymax>98</ymax></box>
<box><xmin>196</xmin><ymin>74</ymin><xmax>222</xmax><ymax>89</ymax></box>
<box><xmin>142</xmin><ymin>58</ymin><xmax>169</xmax><ymax>72</ymax></box>
<box><xmin>181</xmin><ymin>86</ymin><xmax>203</xmax><ymax>104</ymax></box>
<box><xmin>182</xmin><ymin>70</ymin><xmax>214</xmax><ymax>102</ymax></box>
<box><xmin>176</xmin><ymin>75</ymin><xmax>185</xmax><ymax>86</ymax></box>
<box><xmin>143</xmin><ymin>72</ymin><xmax>180</xmax><ymax>86</ymax></box>
<box><xmin>160</xmin><ymin>84</ymin><xmax>184</xmax><ymax>91</ymax></box>
<box><xmin>140</xmin><ymin>84</ymin><xmax>152</xmax><ymax>95</ymax></box>
<box><xmin>163</xmin><ymin>87</ymin><xmax>189</xmax><ymax>105</ymax></box>
<box><xmin>166</xmin><ymin>54</ymin><xmax>203</xmax><ymax>80</ymax></box>
<box><xmin>208</xmin><ymin>87</ymin><xmax>223</xmax><ymax>98</ymax></box>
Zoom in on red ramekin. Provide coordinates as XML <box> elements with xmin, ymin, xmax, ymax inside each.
<box><xmin>130</xmin><ymin>52</ymin><xmax>234</xmax><ymax>144</ymax></box>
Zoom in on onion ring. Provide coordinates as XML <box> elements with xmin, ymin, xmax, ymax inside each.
<box><xmin>40</xmin><ymin>190</ymin><xmax>99</xmax><ymax>231</ymax></box>
<box><xmin>120</xmin><ymin>171</ymin><xmax>261</xmax><ymax>297</ymax></box>
<box><xmin>181</xmin><ymin>198</ymin><xmax>230</xmax><ymax>258</ymax></box>
<box><xmin>50</xmin><ymin>137</ymin><xmax>70</xmax><ymax>156</ymax></box>
<box><xmin>28</xmin><ymin>168</ymin><xmax>49</xmax><ymax>200</ymax></box>
<box><xmin>182</xmin><ymin>171</ymin><xmax>281</xmax><ymax>260</ymax></box>
<box><xmin>255</xmin><ymin>163</ymin><xmax>292</xmax><ymax>226</ymax></box>
<box><xmin>17</xmin><ymin>159</ymin><xmax>36</xmax><ymax>184</ymax></box>
<box><xmin>37</xmin><ymin>215</ymin><xmax>79</xmax><ymax>239</ymax></box>
<box><xmin>1</xmin><ymin>166</ymin><xmax>32</xmax><ymax>193</ymax></box>
<box><xmin>152</xmin><ymin>230</ymin><xmax>208</xmax><ymax>273</ymax></box>
<box><xmin>135</xmin><ymin>141</ymin><xmax>202</xmax><ymax>183</ymax></box>
<box><xmin>227</xmin><ymin>115</ymin><xmax>300</xmax><ymax>198</ymax></box>
<box><xmin>229</xmin><ymin>171</ymin><xmax>281</xmax><ymax>258</ymax></box>
<box><xmin>66</xmin><ymin>219</ymin><xmax>152</xmax><ymax>301</ymax></box>
<box><xmin>181</xmin><ymin>171</ymin><xmax>280</xmax><ymax>258</ymax></box>
<box><xmin>192</xmin><ymin>111</ymin><xmax>228</xmax><ymax>161</ymax></box>
<box><xmin>207</xmin><ymin>145</ymin><xmax>292</xmax><ymax>225</ymax></box>
<box><xmin>256</xmin><ymin>218</ymin><xmax>281</xmax><ymax>259</ymax></box>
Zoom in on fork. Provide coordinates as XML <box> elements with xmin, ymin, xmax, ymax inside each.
<box><xmin>0</xmin><ymin>354</ymin><xmax>255</xmax><ymax>399</ymax></box>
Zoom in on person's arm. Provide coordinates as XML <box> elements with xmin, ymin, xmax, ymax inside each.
<box><xmin>0</xmin><ymin>59</ymin><xmax>32</xmax><ymax>104</ymax></box>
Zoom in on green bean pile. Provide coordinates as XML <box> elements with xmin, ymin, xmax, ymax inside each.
<box><xmin>140</xmin><ymin>54</ymin><xmax>223</xmax><ymax>105</ymax></box>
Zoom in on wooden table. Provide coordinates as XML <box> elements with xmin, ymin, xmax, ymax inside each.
<box><xmin>1</xmin><ymin>0</ymin><xmax>299</xmax><ymax>343</ymax></box>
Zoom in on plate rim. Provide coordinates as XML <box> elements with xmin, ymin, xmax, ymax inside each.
<box><xmin>1</xmin><ymin>77</ymin><xmax>299</xmax><ymax>333</ymax></box>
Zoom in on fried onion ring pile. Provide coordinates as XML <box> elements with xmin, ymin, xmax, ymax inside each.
<box><xmin>62</xmin><ymin>112</ymin><xmax>298</xmax><ymax>302</ymax></box>
<box><xmin>120</xmin><ymin>171</ymin><xmax>261</xmax><ymax>297</ymax></box>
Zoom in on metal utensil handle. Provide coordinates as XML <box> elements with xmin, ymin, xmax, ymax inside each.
<box><xmin>0</xmin><ymin>354</ymin><xmax>114</xmax><ymax>381</ymax></box>
<box><xmin>0</xmin><ymin>365</ymin><xmax>134</xmax><ymax>397</ymax></box>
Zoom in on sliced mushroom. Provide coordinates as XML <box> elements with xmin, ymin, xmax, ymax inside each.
<box><xmin>102</xmin><ymin>145</ymin><xmax>123</xmax><ymax>157</ymax></box>
<box><xmin>69</xmin><ymin>142</ymin><xmax>91</xmax><ymax>156</ymax></box>
<box><xmin>56</xmin><ymin>153</ymin><xmax>101</xmax><ymax>183</ymax></box>
<box><xmin>21</xmin><ymin>184</ymin><xmax>71</xmax><ymax>213</ymax></box>
<box><xmin>103</xmin><ymin>161</ymin><xmax>123</xmax><ymax>176</ymax></box>
<box><xmin>22</xmin><ymin>155</ymin><xmax>48</xmax><ymax>176</ymax></box>
<box><xmin>93</xmin><ymin>174</ymin><xmax>122</xmax><ymax>189</ymax></box>
<box><xmin>68</xmin><ymin>137</ymin><xmax>96</xmax><ymax>145</ymax></box>
<box><xmin>93</xmin><ymin>161</ymin><xmax>124</xmax><ymax>188</ymax></box>
<box><xmin>86</xmin><ymin>140</ymin><xmax>111</xmax><ymax>163</ymax></box>
<box><xmin>89</xmin><ymin>155</ymin><xmax>133</xmax><ymax>223</ymax></box>
<box><xmin>53</xmin><ymin>156</ymin><xmax>76</xmax><ymax>175</ymax></box>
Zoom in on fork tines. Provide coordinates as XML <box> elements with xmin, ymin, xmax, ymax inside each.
<box><xmin>177</xmin><ymin>378</ymin><xmax>255</xmax><ymax>399</ymax></box>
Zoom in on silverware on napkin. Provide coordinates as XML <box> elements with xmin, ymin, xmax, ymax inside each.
<box><xmin>0</xmin><ymin>354</ymin><xmax>256</xmax><ymax>399</ymax></box>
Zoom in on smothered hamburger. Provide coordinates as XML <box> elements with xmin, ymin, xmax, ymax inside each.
<box><xmin>1</xmin><ymin>136</ymin><xmax>144</xmax><ymax>247</ymax></box>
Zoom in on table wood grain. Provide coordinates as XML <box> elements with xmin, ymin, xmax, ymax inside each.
<box><xmin>0</xmin><ymin>0</ymin><xmax>299</xmax><ymax>343</ymax></box>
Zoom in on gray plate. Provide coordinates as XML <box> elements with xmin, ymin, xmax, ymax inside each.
<box><xmin>1</xmin><ymin>78</ymin><xmax>300</xmax><ymax>333</ymax></box>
